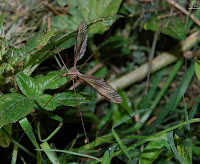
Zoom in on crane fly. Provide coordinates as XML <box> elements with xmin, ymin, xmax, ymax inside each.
<box><xmin>60</xmin><ymin>20</ymin><xmax>123</xmax><ymax>143</ymax></box>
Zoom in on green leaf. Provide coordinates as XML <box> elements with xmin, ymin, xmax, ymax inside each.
<box><xmin>144</xmin><ymin>15</ymin><xmax>186</xmax><ymax>41</ymax></box>
<box><xmin>16</xmin><ymin>72</ymin><xmax>41</xmax><ymax>98</ymax></box>
<box><xmin>36</xmin><ymin>94</ymin><xmax>57</xmax><ymax>111</ymax></box>
<box><xmin>52</xmin><ymin>0</ymin><xmax>123</xmax><ymax>34</ymax></box>
<box><xmin>195</xmin><ymin>60</ymin><xmax>200</xmax><ymax>81</ymax></box>
<box><xmin>0</xmin><ymin>93</ymin><xmax>34</xmax><ymax>128</ymax></box>
<box><xmin>0</xmin><ymin>124</ymin><xmax>12</xmax><ymax>148</ymax></box>
<box><xmin>81</xmin><ymin>0</ymin><xmax>122</xmax><ymax>21</ymax></box>
<box><xmin>54</xmin><ymin>91</ymin><xmax>95</xmax><ymax>107</ymax></box>
<box><xmin>34</xmin><ymin>71</ymin><xmax>69</xmax><ymax>92</ymax></box>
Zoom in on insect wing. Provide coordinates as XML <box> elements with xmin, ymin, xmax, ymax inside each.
<box><xmin>74</xmin><ymin>20</ymin><xmax>88</xmax><ymax>67</ymax></box>
<box><xmin>78</xmin><ymin>74</ymin><xmax>123</xmax><ymax>104</ymax></box>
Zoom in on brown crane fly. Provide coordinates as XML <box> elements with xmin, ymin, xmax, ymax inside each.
<box><xmin>60</xmin><ymin>20</ymin><xmax>123</xmax><ymax>143</ymax></box>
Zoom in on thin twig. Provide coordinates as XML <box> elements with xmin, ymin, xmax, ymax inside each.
<box><xmin>167</xmin><ymin>0</ymin><xmax>200</xmax><ymax>27</ymax></box>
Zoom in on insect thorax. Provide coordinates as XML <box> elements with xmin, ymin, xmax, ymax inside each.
<box><xmin>68</xmin><ymin>67</ymin><xmax>80</xmax><ymax>79</ymax></box>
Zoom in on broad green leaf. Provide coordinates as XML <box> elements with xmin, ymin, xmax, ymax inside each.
<box><xmin>34</xmin><ymin>71</ymin><xmax>69</xmax><ymax>92</ymax></box>
<box><xmin>36</xmin><ymin>94</ymin><xmax>57</xmax><ymax>111</ymax></box>
<box><xmin>0</xmin><ymin>124</ymin><xmax>12</xmax><ymax>148</ymax></box>
<box><xmin>54</xmin><ymin>91</ymin><xmax>95</xmax><ymax>107</ymax></box>
<box><xmin>195</xmin><ymin>60</ymin><xmax>200</xmax><ymax>81</ymax></box>
<box><xmin>0</xmin><ymin>93</ymin><xmax>34</xmax><ymax>128</ymax></box>
<box><xmin>52</xmin><ymin>0</ymin><xmax>123</xmax><ymax>34</ymax></box>
<box><xmin>79</xmin><ymin>0</ymin><xmax>122</xmax><ymax>21</ymax></box>
<box><xmin>144</xmin><ymin>15</ymin><xmax>186</xmax><ymax>41</ymax></box>
<box><xmin>16</xmin><ymin>72</ymin><xmax>41</xmax><ymax>98</ymax></box>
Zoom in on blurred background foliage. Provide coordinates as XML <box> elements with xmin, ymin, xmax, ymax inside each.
<box><xmin>0</xmin><ymin>0</ymin><xmax>200</xmax><ymax>163</ymax></box>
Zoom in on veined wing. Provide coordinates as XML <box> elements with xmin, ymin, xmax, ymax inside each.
<box><xmin>77</xmin><ymin>73</ymin><xmax>123</xmax><ymax>104</ymax></box>
<box><xmin>74</xmin><ymin>20</ymin><xmax>88</xmax><ymax>67</ymax></box>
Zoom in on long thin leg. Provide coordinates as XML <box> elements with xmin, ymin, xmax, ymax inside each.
<box><xmin>72</xmin><ymin>79</ymin><xmax>89</xmax><ymax>144</ymax></box>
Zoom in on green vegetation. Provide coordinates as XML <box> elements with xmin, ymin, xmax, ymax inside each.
<box><xmin>0</xmin><ymin>0</ymin><xmax>200</xmax><ymax>163</ymax></box>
